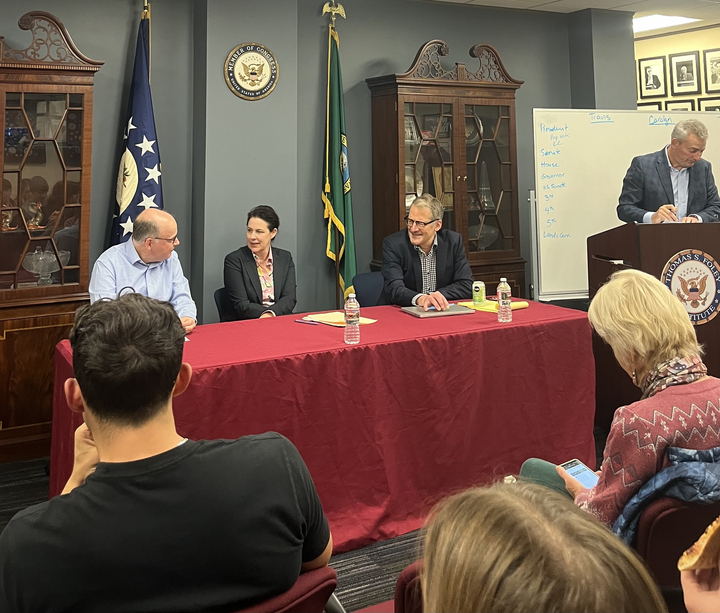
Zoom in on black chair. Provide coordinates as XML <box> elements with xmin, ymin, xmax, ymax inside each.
<box><xmin>214</xmin><ymin>287</ymin><xmax>238</xmax><ymax>322</ymax></box>
<box><xmin>352</xmin><ymin>272</ymin><xmax>383</xmax><ymax>307</ymax></box>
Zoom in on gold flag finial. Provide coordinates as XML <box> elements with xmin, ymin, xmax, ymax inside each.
<box><xmin>322</xmin><ymin>1</ymin><xmax>346</xmax><ymax>28</ymax></box>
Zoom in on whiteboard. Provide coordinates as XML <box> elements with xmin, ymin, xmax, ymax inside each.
<box><xmin>532</xmin><ymin>109</ymin><xmax>720</xmax><ymax>301</ymax></box>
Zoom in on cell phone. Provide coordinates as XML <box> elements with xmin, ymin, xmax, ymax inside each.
<box><xmin>560</xmin><ymin>459</ymin><xmax>599</xmax><ymax>488</ymax></box>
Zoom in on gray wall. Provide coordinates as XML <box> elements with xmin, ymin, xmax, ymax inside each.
<box><xmin>569</xmin><ymin>9</ymin><xmax>636</xmax><ymax>110</ymax></box>
<box><xmin>1</xmin><ymin>0</ymin><xmax>636</xmax><ymax>322</ymax></box>
<box><xmin>194</xmin><ymin>0</ymin><xmax>299</xmax><ymax>322</ymax></box>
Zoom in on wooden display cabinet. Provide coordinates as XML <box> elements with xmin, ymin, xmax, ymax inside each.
<box><xmin>366</xmin><ymin>40</ymin><xmax>525</xmax><ymax>297</ymax></box>
<box><xmin>0</xmin><ymin>12</ymin><xmax>102</xmax><ymax>461</ymax></box>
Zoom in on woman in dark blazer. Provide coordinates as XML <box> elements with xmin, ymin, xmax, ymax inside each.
<box><xmin>223</xmin><ymin>205</ymin><xmax>297</xmax><ymax>319</ymax></box>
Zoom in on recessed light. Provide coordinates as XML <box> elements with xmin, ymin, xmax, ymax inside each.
<box><xmin>633</xmin><ymin>14</ymin><xmax>702</xmax><ymax>33</ymax></box>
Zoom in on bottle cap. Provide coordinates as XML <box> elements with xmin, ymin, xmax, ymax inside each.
<box><xmin>349</xmin><ymin>293</ymin><xmax>356</xmax><ymax>298</ymax></box>
<box><xmin>500</xmin><ymin>277</ymin><xmax>507</xmax><ymax>282</ymax></box>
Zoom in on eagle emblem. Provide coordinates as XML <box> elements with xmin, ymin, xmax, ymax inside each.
<box><xmin>677</xmin><ymin>274</ymin><xmax>709</xmax><ymax>308</ymax></box>
<box><xmin>241</xmin><ymin>62</ymin><xmax>264</xmax><ymax>85</ymax></box>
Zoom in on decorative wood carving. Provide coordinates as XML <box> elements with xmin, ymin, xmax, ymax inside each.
<box><xmin>466</xmin><ymin>44</ymin><xmax>523</xmax><ymax>86</ymax></box>
<box><xmin>401</xmin><ymin>40</ymin><xmax>458</xmax><ymax>81</ymax></box>
<box><xmin>398</xmin><ymin>40</ymin><xmax>523</xmax><ymax>89</ymax></box>
<box><xmin>0</xmin><ymin>11</ymin><xmax>102</xmax><ymax>71</ymax></box>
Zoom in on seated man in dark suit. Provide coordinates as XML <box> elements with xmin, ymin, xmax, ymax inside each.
<box><xmin>617</xmin><ymin>119</ymin><xmax>720</xmax><ymax>224</ymax></box>
<box><xmin>380</xmin><ymin>193</ymin><xmax>473</xmax><ymax>310</ymax></box>
<box><xmin>0</xmin><ymin>294</ymin><xmax>332</xmax><ymax>613</ymax></box>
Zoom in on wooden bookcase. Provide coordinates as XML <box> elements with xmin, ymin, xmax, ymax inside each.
<box><xmin>0</xmin><ymin>12</ymin><xmax>102</xmax><ymax>461</ymax></box>
<box><xmin>366</xmin><ymin>40</ymin><xmax>526</xmax><ymax>297</ymax></box>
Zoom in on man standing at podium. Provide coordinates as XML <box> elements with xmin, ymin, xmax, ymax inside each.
<box><xmin>617</xmin><ymin>119</ymin><xmax>720</xmax><ymax>224</ymax></box>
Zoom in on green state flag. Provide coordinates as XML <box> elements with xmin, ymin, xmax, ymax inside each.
<box><xmin>322</xmin><ymin>26</ymin><xmax>356</xmax><ymax>299</ymax></box>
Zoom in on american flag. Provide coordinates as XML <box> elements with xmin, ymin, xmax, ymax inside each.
<box><xmin>110</xmin><ymin>12</ymin><xmax>163</xmax><ymax>245</ymax></box>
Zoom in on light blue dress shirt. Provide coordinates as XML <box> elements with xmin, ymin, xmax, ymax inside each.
<box><xmin>641</xmin><ymin>146</ymin><xmax>700</xmax><ymax>223</ymax></box>
<box><xmin>89</xmin><ymin>239</ymin><xmax>197</xmax><ymax>320</ymax></box>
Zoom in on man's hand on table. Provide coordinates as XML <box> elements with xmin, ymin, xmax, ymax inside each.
<box><xmin>416</xmin><ymin>292</ymin><xmax>450</xmax><ymax>311</ymax></box>
<box><xmin>62</xmin><ymin>423</ymin><xmax>99</xmax><ymax>495</ymax></box>
<box><xmin>181</xmin><ymin>317</ymin><xmax>196</xmax><ymax>334</ymax></box>
<box><xmin>682</xmin><ymin>216</ymin><xmax>701</xmax><ymax>223</ymax></box>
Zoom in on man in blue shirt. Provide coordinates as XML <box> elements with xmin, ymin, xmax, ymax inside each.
<box><xmin>89</xmin><ymin>209</ymin><xmax>197</xmax><ymax>332</ymax></box>
<box><xmin>617</xmin><ymin>119</ymin><xmax>720</xmax><ymax>224</ymax></box>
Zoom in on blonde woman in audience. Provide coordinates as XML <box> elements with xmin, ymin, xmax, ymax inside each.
<box><xmin>422</xmin><ymin>482</ymin><xmax>667</xmax><ymax>613</ymax></box>
<box><xmin>521</xmin><ymin>269</ymin><xmax>720</xmax><ymax>527</ymax></box>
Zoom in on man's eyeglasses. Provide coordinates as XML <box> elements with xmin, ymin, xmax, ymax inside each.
<box><xmin>152</xmin><ymin>235</ymin><xmax>178</xmax><ymax>244</ymax></box>
<box><xmin>405</xmin><ymin>216</ymin><xmax>439</xmax><ymax>230</ymax></box>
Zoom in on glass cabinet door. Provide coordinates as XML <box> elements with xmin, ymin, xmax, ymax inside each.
<box><xmin>1</xmin><ymin>91</ymin><xmax>84</xmax><ymax>290</ymax></box>
<box><xmin>403</xmin><ymin>102</ymin><xmax>455</xmax><ymax>229</ymax></box>
<box><xmin>464</xmin><ymin>103</ymin><xmax>514</xmax><ymax>253</ymax></box>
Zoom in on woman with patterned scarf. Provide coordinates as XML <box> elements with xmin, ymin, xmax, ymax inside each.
<box><xmin>520</xmin><ymin>269</ymin><xmax>720</xmax><ymax>527</ymax></box>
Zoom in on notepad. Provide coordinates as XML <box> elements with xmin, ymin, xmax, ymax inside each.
<box><xmin>457</xmin><ymin>300</ymin><xmax>530</xmax><ymax>313</ymax></box>
<box><xmin>302</xmin><ymin>312</ymin><xmax>377</xmax><ymax>327</ymax></box>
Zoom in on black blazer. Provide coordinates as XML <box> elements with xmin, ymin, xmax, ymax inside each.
<box><xmin>223</xmin><ymin>245</ymin><xmax>297</xmax><ymax>319</ymax></box>
<box><xmin>617</xmin><ymin>148</ymin><xmax>720</xmax><ymax>223</ymax></box>
<box><xmin>379</xmin><ymin>228</ymin><xmax>473</xmax><ymax>306</ymax></box>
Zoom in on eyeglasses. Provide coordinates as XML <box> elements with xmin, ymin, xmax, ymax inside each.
<box><xmin>152</xmin><ymin>235</ymin><xmax>178</xmax><ymax>244</ymax></box>
<box><xmin>405</xmin><ymin>216</ymin><xmax>439</xmax><ymax>230</ymax></box>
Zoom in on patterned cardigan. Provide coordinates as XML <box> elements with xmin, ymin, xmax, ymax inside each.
<box><xmin>576</xmin><ymin>377</ymin><xmax>720</xmax><ymax>526</ymax></box>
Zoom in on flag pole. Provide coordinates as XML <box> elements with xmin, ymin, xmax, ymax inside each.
<box><xmin>143</xmin><ymin>1</ymin><xmax>151</xmax><ymax>83</ymax></box>
<box><xmin>322</xmin><ymin>0</ymin><xmax>353</xmax><ymax>306</ymax></box>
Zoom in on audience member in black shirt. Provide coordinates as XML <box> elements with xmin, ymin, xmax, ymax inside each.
<box><xmin>0</xmin><ymin>293</ymin><xmax>331</xmax><ymax>613</ymax></box>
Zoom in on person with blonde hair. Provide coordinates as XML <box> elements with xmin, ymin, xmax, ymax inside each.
<box><xmin>422</xmin><ymin>482</ymin><xmax>667</xmax><ymax>613</ymax></box>
<box><xmin>521</xmin><ymin>269</ymin><xmax>720</xmax><ymax>527</ymax></box>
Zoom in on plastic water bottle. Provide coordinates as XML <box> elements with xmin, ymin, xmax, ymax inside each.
<box><xmin>497</xmin><ymin>278</ymin><xmax>512</xmax><ymax>323</ymax></box>
<box><xmin>344</xmin><ymin>293</ymin><xmax>360</xmax><ymax>345</ymax></box>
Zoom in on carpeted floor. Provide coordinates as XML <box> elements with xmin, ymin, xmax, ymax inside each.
<box><xmin>332</xmin><ymin>530</ymin><xmax>422</xmax><ymax>611</ymax></box>
<box><xmin>0</xmin><ymin>457</ymin><xmax>50</xmax><ymax>533</ymax></box>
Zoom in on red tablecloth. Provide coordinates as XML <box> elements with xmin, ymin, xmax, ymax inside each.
<box><xmin>50</xmin><ymin>302</ymin><xmax>596</xmax><ymax>552</ymax></box>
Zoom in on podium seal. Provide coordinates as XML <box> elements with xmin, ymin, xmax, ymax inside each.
<box><xmin>662</xmin><ymin>249</ymin><xmax>720</xmax><ymax>326</ymax></box>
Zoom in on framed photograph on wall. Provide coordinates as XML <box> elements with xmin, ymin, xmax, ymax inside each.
<box><xmin>698</xmin><ymin>97</ymin><xmax>720</xmax><ymax>112</ymax></box>
<box><xmin>670</xmin><ymin>51</ymin><xmax>701</xmax><ymax>96</ymax></box>
<box><xmin>638</xmin><ymin>56</ymin><xmax>667</xmax><ymax>99</ymax></box>
<box><xmin>637</xmin><ymin>101</ymin><xmax>662</xmax><ymax>110</ymax></box>
<box><xmin>665</xmin><ymin>99</ymin><xmax>695</xmax><ymax>111</ymax></box>
<box><xmin>704</xmin><ymin>48</ymin><xmax>720</xmax><ymax>94</ymax></box>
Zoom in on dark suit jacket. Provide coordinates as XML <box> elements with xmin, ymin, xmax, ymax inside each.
<box><xmin>379</xmin><ymin>228</ymin><xmax>473</xmax><ymax>306</ymax></box>
<box><xmin>223</xmin><ymin>245</ymin><xmax>296</xmax><ymax>319</ymax></box>
<box><xmin>617</xmin><ymin>148</ymin><xmax>720</xmax><ymax>223</ymax></box>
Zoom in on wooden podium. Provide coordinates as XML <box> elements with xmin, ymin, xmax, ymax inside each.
<box><xmin>588</xmin><ymin>222</ymin><xmax>720</xmax><ymax>430</ymax></box>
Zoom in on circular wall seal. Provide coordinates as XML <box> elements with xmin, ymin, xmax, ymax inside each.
<box><xmin>662</xmin><ymin>249</ymin><xmax>720</xmax><ymax>326</ymax></box>
<box><xmin>224</xmin><ymin>43</ymin><xmax>279</xmax><ymax>101</ymax></box>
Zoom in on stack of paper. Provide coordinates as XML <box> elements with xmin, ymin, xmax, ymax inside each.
<box><xmin>303</xmin><ymin>312</ymin><xmax>378</xmax><ymax>327</ymax></box>
<box><xmin>457</xmin><ymin>301</ymin><xmax>530</xmax><ymax>313</ymax></box>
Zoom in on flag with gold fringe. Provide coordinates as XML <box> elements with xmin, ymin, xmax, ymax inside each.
<box><xmin>322</xmin><ymin>24</ymin><xmax>356</xmax><ymax>299</ymax></box>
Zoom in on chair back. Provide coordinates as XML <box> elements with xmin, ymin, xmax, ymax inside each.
<box><xmin>353</xmin><ymin>272</ymin><xmax>383</xmax><ymax>307</ymax></box>
<box><xmin>214</xmin><ymin>287</ymin><xmax>238</xmax><ymax>322</ymax></box>
<box><xmin>394</xmin><ymin>560</ymin><xmax>423</xmax><ymax>613</ymax></box>
<box><xmin>635</xmin><ymin>498</ymin><xmax>720</xmax><ymax>612</ymax></box>
<box><xmin>235</xmin><ymin>566</ymin><xmax>338</xmax><ymax>613</ymax></box>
